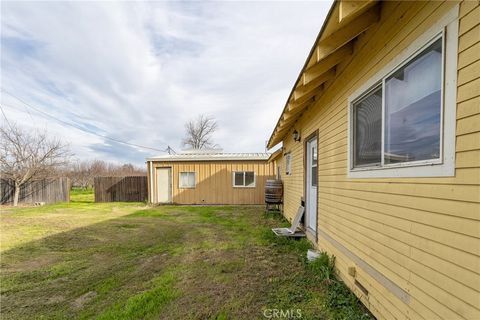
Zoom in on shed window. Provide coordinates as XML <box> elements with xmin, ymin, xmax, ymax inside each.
<box><xmin>179</xmin><ymin>172</ymin><xmax>195</xmax><ymax>188</ymax></box>
<box><xmin>285</xmin><ymin>153</ymin><xmax>292</xmax><ymax>175</ymax></box>
<box><xmin>233</xmin><ymin>171</ymin><xmax>256</xmax><ymax>187</ymax></box>
<box><xmin>351</xmin><ymin>35</ymin><xmax>444</xmax><ymax>172</ymax></box>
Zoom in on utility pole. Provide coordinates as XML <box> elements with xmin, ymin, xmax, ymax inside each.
<box><xmin>166</xmin><ymin>146</ymin><xmax>176</xmax><ymax>155</ymax></box>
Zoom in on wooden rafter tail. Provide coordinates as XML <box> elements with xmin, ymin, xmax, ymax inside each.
<box><xmin>290</xmin><ymin>91</ymin><xmax>318</xmax><ymax>111</ymax></box>
<box><xmin>316</xmin><ymin>4</ymin><xmax>380</xmax><ymax>61</ymax></box>
<box><xmin>283</xmin><ymin>101</ymin><xmax>307</xmax><ymax>122</ymax></box>
<box><xmin>274</xmin><ymin>124</ymin><xmax>293</xmax><ymax>138</ymax></box>
<box><xmin>339</xmin><ymin>0</ymin><xmax>379</xmax><ymax>23</ymax></box>
<box><xmin>267</xmin><ymin>0</ymin><xmax>382</xmax><ymax>150</ymax></box>
<box><xmin>303</xmin><ymin>43</ymin><xmax>353</xmax><ymax>86</ymax></box>
<box><xmin>278</xmin><ymin>114</ymin><xmax>296</xmax><ymax>129</ymax></box>
<box><xmin>294</xmin><ymin>70</ymin><xmax>334</xmax><ymax>101</ymax></box>
<box><xmin>290</xmin><ymin>86</ymin><xmax>320</xmax><ymax>107</ymax></box>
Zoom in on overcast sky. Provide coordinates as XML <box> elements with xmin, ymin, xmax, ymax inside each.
<box><xmin>1</xmin><ymin>1</ymin><xmax>332</xmax><ymax>165</ymax></box>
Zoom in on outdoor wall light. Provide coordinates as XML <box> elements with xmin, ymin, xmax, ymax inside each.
<box><xmin>292</xmin><ymin>129</ymin><xmax>301</xmax><ymax>142</ymax></box>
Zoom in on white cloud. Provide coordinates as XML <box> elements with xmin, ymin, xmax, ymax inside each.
<box><xmin>1</xmin><ymin>1</ymin><xmax>332</xmax><ymax>165</ymax></box>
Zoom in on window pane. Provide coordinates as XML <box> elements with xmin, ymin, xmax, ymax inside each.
<box><xmin>354</xmin><ymin>86</ymin><xmax>382</xmax><ymax>166</ymax></box>
<box><xmin>234</xmin><ymin>172</ymin><xmax>244</xmax><ymax>186</ymax></box>
<box><xmin>311</xmin><ymin>166</ymin><xmax>317</xmax><ymax>187</ymax></box>
<box><xmin>180</xmin><ymin>172</ymin><xmax>188</xmax><ymax>187</ymax></box>
<box><xmin>188</xmin><ymin>172</ymin><xmax>195</xmax><ymax>187</ymax></box>
<box><xmin>385</xmin><ymin>38</ymin><xmax>442</xmax><ymax>164</ymax></box>
<box><xmin>245</xmin><ymin>172</ymin><xmax>255</xmax><ymax>187</ymax></box>
<box><xmin>180</xmin><ymin>172</ymin><xmax>194</xmax><ymax>188</ymax></box>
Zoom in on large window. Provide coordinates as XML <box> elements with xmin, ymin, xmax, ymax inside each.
<box><xmin>233</xmin><ymin>171</ymin><xmax>255</xmax><ymax>187</ymax></box>
<box><xmin>351</xmin><ymin>35</ymin><xmax>446</xmax><ymax>174</ymax></box>
<box><xmin>348</xmin><ymin>8</ymin><xmax>457</xmax><ymax>178</ymax></box>
<box><xmin>179</xmin><ymin>172</ymin><xmax>195</xmax><ymax>188</ymax></box>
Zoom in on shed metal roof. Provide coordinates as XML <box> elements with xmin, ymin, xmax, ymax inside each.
<box><xmin>146</xmin><ymin>151</ymin><xmax>270</xmax><ymax>162</ymax></box>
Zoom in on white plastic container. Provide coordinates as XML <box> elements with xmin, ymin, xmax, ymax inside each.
<box><xmin>307</xmin><ymin>249</ymin><xmax>321</xmax><ymax>262</ymax></box>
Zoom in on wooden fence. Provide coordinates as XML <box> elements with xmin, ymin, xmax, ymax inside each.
<box><xmin>94</xmin><ymin>176</ymin><xmax>147</xmax><ymax>202</ymax></box>
<box><xmin>1</xmin><ymin>178</ymin><xmax>70</xmax><ymax>205</ymax></box>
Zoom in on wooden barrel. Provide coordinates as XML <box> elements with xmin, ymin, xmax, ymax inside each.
<box><xmin>265</xmin><ymin>179</ymin><xmax>283</xmax><ymax>204</ymax></box>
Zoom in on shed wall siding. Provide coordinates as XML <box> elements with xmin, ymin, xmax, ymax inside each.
<box><xmin>151</xmin><ymin>161</ymin><xmax>275</xmax><ymax>205</ymax></box>
<box><xmin>280</xmin><ymin>1</ymin><xmax>480</xmax><ymax>319</ymax></box>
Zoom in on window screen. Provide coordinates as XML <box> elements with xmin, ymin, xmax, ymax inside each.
<box><xmin>179</xmin><ymin>172</ymin><xmax>195</xmax><ymax>188</ymax></box>
<box><xmin>384</xmin><ymin>38</ymin><xmax>442</xmax><ymax>164</ymax></box>
<box><xmin>234</xmin><ymin>172</ymin><xmax>244</xmax><ymax>186</ymax></box>
<box><xmin>353</xmin><ymin>86</ymin><xmax>382</xmax><ymax>167</ymax></box>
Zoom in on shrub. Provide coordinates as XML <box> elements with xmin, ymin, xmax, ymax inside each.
<box><xmin>308</xmin><ymin>252</ymin><xmax>336</xmax><ymax>283</ymax></box>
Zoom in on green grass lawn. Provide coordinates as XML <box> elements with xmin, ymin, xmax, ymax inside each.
<box><xmin>0</xmin><ymin>189</ymin><xmax>371</xmax><ymax>320</ymax></box>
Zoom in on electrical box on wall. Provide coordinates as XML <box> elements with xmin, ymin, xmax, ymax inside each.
<box><xmin>348</xmin><ymin>266</ymin><xmax>356</xmax><ymax>277</ymax></box>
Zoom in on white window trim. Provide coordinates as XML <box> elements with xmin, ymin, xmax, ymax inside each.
<box><xmin>179</xmin><ymin>171</ymin><xmax>196</xmax><ymax>189</ymax></box>
<box><xmin>347</xmin><ymin>5</ymin><xmax>458</xmax><ymax>179</ymax></box>
<box><xmin>285</xmin><ymin>152</ymin><xmax>292</xmax><ymax>176</ymax></box>
<box><xmin>232</xmin><ymin>171</ymin><xmax>256</xmax><ymax>188</ymax></box>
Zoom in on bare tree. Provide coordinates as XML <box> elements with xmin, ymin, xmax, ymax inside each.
<box><xmin>182</xmin><ymin>114</ymin><xmax>219</xmax><ymax>149</ymax></box>
<box><xmin>0</xmin><ymin>124</ymin><xmax>70</xmax><ymax>206</ymax></box>
<box><xmin>67</xmin><ymin>159</ymin><xmax>146</xmax><ymax>189</ymax></box>
<box><xmin>68</xmin><ymin>160</ymin><xmax>94</xmax><ymax>189</ymax></box>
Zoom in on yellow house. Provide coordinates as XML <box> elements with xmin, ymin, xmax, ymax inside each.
<box><xmin>267</xmin><ymin>1</ymin><xmax>479</xmax><ymax>319</ymax></box>
<box><xmin>146</xmin><ymin>150</ymin><xmax>275</xmax><ymax>205</ymax></box>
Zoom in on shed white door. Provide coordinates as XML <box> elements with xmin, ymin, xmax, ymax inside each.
<box><xmin>156</xmin><ymin>168</ymin><xmax>172</xmax><ymax>203</ymax></box>
<box><xmin>306</xmin><ymin>137</ymin><xmax>318</xmax><ymax>234</ymax></box>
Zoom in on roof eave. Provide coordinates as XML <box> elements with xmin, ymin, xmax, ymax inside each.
<box><xmin>266</xmin><ymin>0</ymin><xmax>339</xmax><ymax>149</ymax></box>
<box><xmin>267</xmin><ymin>0</ymin><xmax>380</xmax><ymax>149</ymax></box>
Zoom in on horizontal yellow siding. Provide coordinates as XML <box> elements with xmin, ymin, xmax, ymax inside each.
<box><xmin>150</xmin><ymin>161</ymin><xmax>275</xmax><ymax>205</ymax></box>
<box><xmin>280</xmin><ymin>1</ymin><xmax>480</xmax><ymax>319</ymax></box>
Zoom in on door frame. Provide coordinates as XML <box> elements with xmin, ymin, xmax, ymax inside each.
<box><xmin>155</xmin><ymin>166</ymin><xmax>172</xmax><ymax>203</ymax></box>
<box><xmin>303</xmin><ymin>130</ymin><xmax>319</xmax><ymax>241</ymax></box>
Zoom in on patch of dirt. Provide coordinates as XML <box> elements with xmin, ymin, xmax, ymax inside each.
<box><xmin>138</xmin><ymin>253</ymin><xmax>170</xmax><ymax>273</ymax></box>
<box><xmin>45</xmin><ymin>295</ymin><xmax>65</xmax><ymax>305</ymax></box>
<box><xmin>72</xmin><ymin>291</ymin><xmax>97</xmax><ymax>310</ymax></box>
<box><xmin>158</xmin><ymin>220</ymin><xmax>304</xmax><ymax>320</ymax></box>
<box><xmin>3</xmin><ymin>254</ymin><xmax>60</xmax><ymax>272</ymax></box>
<box><xmin>170</xmin><ymin>247</ymin><xmax>301</xmax><ymax>319</ymax></box>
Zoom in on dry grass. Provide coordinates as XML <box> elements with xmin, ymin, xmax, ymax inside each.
<box><xmin>0</xmin><ymin>190</ymin><xmax>370</xmax><ymax>319</ymax></box>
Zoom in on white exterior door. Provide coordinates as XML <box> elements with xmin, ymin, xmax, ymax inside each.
<box><xmin>306</xmin><ymin>137</ymin><xmax>318</xmax><ymax>233</ymax></box>
<box><xmin>156</xmin><ymin>168</ymin><xmax>172</xmax><ymax>203</ymax></box>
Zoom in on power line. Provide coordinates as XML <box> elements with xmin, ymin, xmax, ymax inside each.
<box><xmin>0</xmin><ymin>104</ymin><xmax>15</xmax><ymax>132</ymax></box>
<box><xmin>1</xmin><ymin>89</ymin><xmax>170</xmax><ymax>153</ymax></box>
